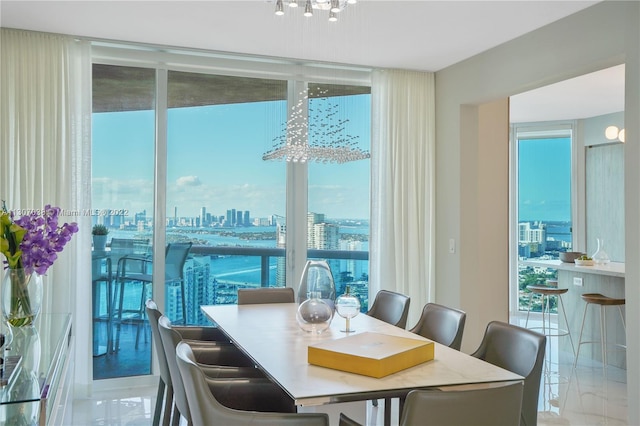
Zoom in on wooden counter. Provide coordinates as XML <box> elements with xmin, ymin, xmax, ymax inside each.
<box><xmin>519</xmin><ymin>259</ymin><xmax>626</xmax><ymax>369</ymax></box>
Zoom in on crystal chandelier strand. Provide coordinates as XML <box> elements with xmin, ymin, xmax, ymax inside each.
<box><xmin>262</xmin><ymin>87</ymin><xmax>370</xmax><ymax>164</ymax></box>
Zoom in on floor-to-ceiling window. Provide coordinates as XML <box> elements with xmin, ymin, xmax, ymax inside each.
<box><xmin>513</xmin><ymin>126</ymin><xmax>574</xmax><ymax>313</ymax></box>
<box><xmin>165</xmin><ymin>71</ymin><xmax>288</xmax><ymax>325</ymax></box>
<box><xmin>91</xmin><ymin>64</ymin><xmax>156</xmax><ymax>379</ymax></box>
<box><xmin>306</xmin><ymin>84</ymin><xmax>371</xmax><ymax>309</ymax></box>
<box><xmin>90</xmin><ymin>46</ymin><xmax>371</xmax><ymax>379</ymax></box>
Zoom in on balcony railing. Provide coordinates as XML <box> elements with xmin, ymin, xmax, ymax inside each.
<box><xmin>189</xmin><ymin>245</ymin><xmax>369</xmax><ymax>286</ymax></box>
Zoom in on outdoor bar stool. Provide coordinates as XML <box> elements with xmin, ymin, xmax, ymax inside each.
<box><xmin>92</xmin><ymin>255</ymin><xmax>113</xmax><ymax>356</ymax></box>
<box><xmin>573</xmin><ymin>293</ymin><xmax>626</xmax><ymax>371</ymax></box>
<box><xmin>525</xmin><ymin>284</ymin><xmax>576</xmax><ymax>357</ymax></box>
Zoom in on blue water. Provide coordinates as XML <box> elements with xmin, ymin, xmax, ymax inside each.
<box><xmin>546</xmin><ymin>224</ymin><xmax>572</xmax><ymax>243</ymax></box>
<box><xmin>210</xmin><ymin>255</ymin><xmax>277</xmax><ymax>283</ymax></box>
<box><xmin>108</xmin><ymin>225</ymin><xmax>368</xmax><ymax>284</ymax></box>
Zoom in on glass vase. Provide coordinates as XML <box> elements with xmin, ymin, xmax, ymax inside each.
<box><xmin>296</xmin><ymin>260</ymin><xmax>336</xmax><ymax>334</ymax></box>
<box><xmin>2</xmin><ymin>269</ymin><xmax>43</xmax><ymax>327</ymax></box>
<box><xmin>296</xmin><ymin>298</ymin><xmax>334</xmax><ymax>334</ymax></box>
<box><xmin>297</xmin><ymin>260</ymin><xmax>336</xmax><ymax>310</ymax></box>
<box><xmin>592</xmin><ymin>237</ymin><xmax>610</xmax><ymax>264</ymax></box>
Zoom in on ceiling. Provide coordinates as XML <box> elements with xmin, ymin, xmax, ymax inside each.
<box><xmin>510</xmin><ymin>64</ymin><xmax>625</xmax><ymax>123</ymax></box>
<box><xmin>1</xmin><ymin>0</ymin><xmax>625</xmax><ymax>121</ymax></box>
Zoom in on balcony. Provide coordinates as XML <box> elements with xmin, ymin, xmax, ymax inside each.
<box><xmin>93</xmin><ymin>243</ymin><xmax>368</xmax><ymax>380</ymax></box>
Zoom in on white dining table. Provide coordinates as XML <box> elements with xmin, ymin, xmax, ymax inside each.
<box><xmin>201</xmin><ymin>303</ymin><xmax>522</xmax><ymax>424</ymax></box>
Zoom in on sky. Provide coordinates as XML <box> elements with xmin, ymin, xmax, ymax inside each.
<box><xmin>518</xmin><ymin>137</ymin><xmax>572</xmax><ymax>222</ymax></box>
<box><xmin>92</xmin><ymin>94</ymin><xmax>371</xmax><ymax>221</ymax></box>
<box><xmin>93</xmin><ymin>92</ymin><xmax>570</xmax><ymax>224</ymax></box>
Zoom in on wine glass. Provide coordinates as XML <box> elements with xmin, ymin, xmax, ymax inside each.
<box><xmin>335</xmin><ymin>286</ymin><xmax>361</xmax><ymax>333</ymax></box>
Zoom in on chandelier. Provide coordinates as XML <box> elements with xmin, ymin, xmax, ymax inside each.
<box><xmin>274</xmin><ymin>0</ymin><xmax>357</xmax><ymax>22</ymax></box>
<box><xmin>262</xmin><ymin>88</ymin><xmax>370</xmax><ymax>164</ymax></box>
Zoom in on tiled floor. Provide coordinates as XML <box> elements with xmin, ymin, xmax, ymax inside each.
<box><xmin>68</xmin><ymin>313</ymin><xmax>628</xmax><ymax>425</ymax></box>
<box><xmin>517</xmin><ymin>314</ymin><xmax>628</xmax><ymax>426</ymax></box>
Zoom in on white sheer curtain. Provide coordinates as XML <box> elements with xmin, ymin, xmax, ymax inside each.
<box><xmin>1</xmin><ymin>28</ymin><xmax>93</xmax><ymax>387</ymax></box>
<box><xmin>370</xmin><ymin>69</ymin><xmax>435</xmax><ymax>326</ymax></box>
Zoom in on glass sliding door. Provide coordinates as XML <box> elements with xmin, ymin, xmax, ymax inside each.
<box><xmin>166</xmin><ymin>71</ymin><xmax>287</xmax><ymax>324</ymax></box>
<box><xmin>90</xmin><ymin>48</ymin><xmax>372</xmax><ymax>382</ymax></box>
<box><xmin>515</xmin><ymin>128</ymin><xmax>573</xmax><ymax>313</ymax></box>
<box><xmin>91</xmin><ymin>64</ymin><xmax>156</xmax><ymax>379</ymax></box>
<box><xmin>306</xmin><ymin>84</ymin><xmax>371</xmax><ymax>310</ymax></box>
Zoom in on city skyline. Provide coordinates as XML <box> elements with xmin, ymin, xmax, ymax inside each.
<box><xmin>93</xmin><ymin>204</ymin><xmax>370</xmax><ymax>229</ymax></box>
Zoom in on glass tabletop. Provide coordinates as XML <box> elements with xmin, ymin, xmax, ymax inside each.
<box><xmin>0</xmin><ymin>313</ymin><xmax>72</xmax><ymax>405</ymax></box>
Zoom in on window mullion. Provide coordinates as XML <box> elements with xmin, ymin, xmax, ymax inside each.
<box><xmin>286</xmin><ymin>80</ymin><xmax>309</xmax><ymax>295</ymax></box>
<box><xmin>153</xmin><ymin>68</ymin><xmax>168</xmax><ymax>309</ymax></box>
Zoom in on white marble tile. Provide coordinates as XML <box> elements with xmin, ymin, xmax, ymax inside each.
<box><xmin>68</xmin><ymin>386</ymin><xmax>156</xmax><ymax>426</ymax></box>
<box><xmin>513</xmin><ymin>312</ymin><xmax>628</xmax><ymax>426</ymax></box>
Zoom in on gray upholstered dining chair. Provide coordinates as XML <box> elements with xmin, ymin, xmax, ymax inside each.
<box><xmin>146</xmin><ymin>300</ymin><xmax>251</xmax><ymax>426</ymax></box>
<box><xmin>176</xmin><ymin>341</ymin><xmax>330</xmax><ymax>426</ymax></box>
<box><xmin>339</xmin><ymin>380</ymin><xmax>523</xmax><ymax>426</ymax></box>
<box><xmin>365</xmin><ymin>289</ymin><xmax>411</xmax><ymax>421</ymax></box>
<box><xmin>409</xmin><ymin>303</ymin><xmax>466</xmax><ymax>350</ymax></box>
<box><xmin>471</xmin><ymin>321</ymin><xmax>546</xmax><ymax>426</ymax></box>
<box><xmin>366</xmin><ymin>290</ymin><xmax>411</xmax><ymax>329</ymax></box>
<box><xmin>237</xmin><ymin>287</ymin><xmax>294</xmax><ymax>304</ymax></box>
<box><xmin>147</xmin><ymin>301</ymin><xmax>177</xmax><ymax>426</ymax></box>
<box><xmin>158</xmin><ymin>315</ymin><xmax>298</xmax><ymax>425</ymax></box>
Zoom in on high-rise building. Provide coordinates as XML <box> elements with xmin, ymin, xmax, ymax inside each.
<box><xmin>243</xmin><ymin>210</ymin><xmax>250</xmax><ymax>227</ymax></box>
<box><xmin>182</xmin><ymin>256</ymin><xmax>214</xmax><ymax>325</ymax></box>
<box><xmin>165</xmin><ymin>280</ymin><xmax>185</xmax><ymax>323</ymax></box>
<box><xmin>275</xmin><ymin>217</ymin><xmax>287</xmax><ymax>287</ymax></box>
<box><xmin>340</xmin><ymin>240</ymin><xmax>366</xmax><ymax>282</ymax></box>
<box><xmin>518</xmin><ymin>222</ymin><xmax>547</xmax><ymax>256</ymax></box>
<box><xmin>111</xmin><ymin>213</ymin><xmax>123</xmax><ymax>229</ymax></box>
<box><xmin>200</xmin><ymin>206</ymin><xmax>207</xmax><ymax>227</ymax></box>
<box><xmin>307</xmin><ymin>213</ymin><xmax>325</xmax><ymax>248</ymax></box>
<box><xmin>312</xmin><ymin>223</ymin><xmax>339</xmax><ymax>250</ymax></box>
<box><xmin>519</xmin><ymin>222</ymin><xmax>546</xmax><ymax>244</ymax></box>
<box><xmin>306</xmin><ymin>213</ymin><xmax>340</xmax><ymax>289</ymax></box>
<box><xmin>135</xmin><ymin>209</ymin><xmax>146</xmax><ymax>226</ymax></box>
<box><xmin>236</xmin><ymin>210</ymin><xmax>243</xmax><ymax>227</ymax></box>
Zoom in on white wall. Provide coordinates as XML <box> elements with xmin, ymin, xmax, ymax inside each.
<box><xmin>434</xmin><ymin>1</ymin><xmax>639</xmax><ymax>423</ymax></box>
<box><xmin>583</xmin><ymin>112</ymin><xmax>625</xmax><ymax>262</ymax></box>
<box><xmin>459</xmin><ymin>99</ymin><xmax>510</xmax><ymax>350</ymax></box>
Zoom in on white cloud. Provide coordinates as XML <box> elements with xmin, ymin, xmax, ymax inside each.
<box><xmin>177</xmin><ymin>176</ymin><xmax>202</xmax><ymax>187</ymax></box>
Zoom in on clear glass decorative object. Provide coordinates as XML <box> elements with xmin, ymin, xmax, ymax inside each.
<box><xmin>297</xmin><ymin>260</ymin><xmax>336</xmax><ymax>311</ymax></box>
<box><xmin>5</xmin><ymin>326</ymin><xmax>41</xmax><ymax>421</ymax></box>
<box><xmin>296</xmin><ymin>297</ymin><xmax>334</xmax><ymax>334</ymax></box>
<box><xmin>296</xmin><ymin>260</ymin><xmax>336</xmax><ymax>334</ymax></box>
<box><xmin>2</xmin><ymin>269</ymin><xmax>43</xmax><ymax>327</ymax></box>
<box><xmin>335</xmin><ymin>286</ymin><xmax>361</xmax><ymax>333</ymax></box>
<box><xmin>0</xmin><ymin>314</ymin><xmax>13</xmax><ymax>384</ymax></box>
<box><xmin>592</xmin><ymin>237</ymin><xmax>610</xmax><ymax>264</ymax></box>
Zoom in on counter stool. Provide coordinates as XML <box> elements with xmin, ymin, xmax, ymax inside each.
<box><xmin>92</xmin><ymin>255</ymin><xmax>113</xmax><ymax>356</ymax></box>
<box><xmin>114</xmin><ymin>255</ymin><xmax>153</xmax><ymax>352</ymax></box>
<box><xmin>573</xmin><ymin>293</ymin><xmax>626</xmax><ymax>371</ymax></box>
<box><xmin>525</xmin><ymin>284</ymin><xmax>576</xmax><ymax>357</ymax></box>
